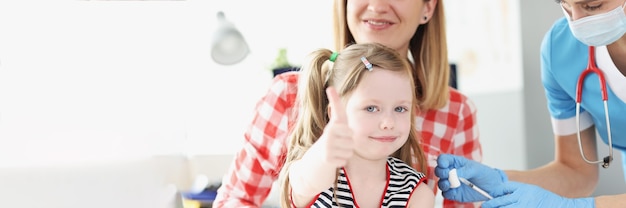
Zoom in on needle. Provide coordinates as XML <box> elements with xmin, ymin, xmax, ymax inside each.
<box><xmin>459</xmin><ymin>177</ymin><xmax>493</xmax><ymax>200</ymax></box>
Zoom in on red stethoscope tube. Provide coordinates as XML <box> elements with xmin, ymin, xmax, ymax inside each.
<box><xmin>575</xmin><ymin>46</ymin><xmax>613</xmax><ymax>169</ymax></box>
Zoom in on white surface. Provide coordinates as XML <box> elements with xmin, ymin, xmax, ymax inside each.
<box><xmin>0</xmin><ymin>158</ymin><xmax>175</xmax><ymax>208</ymax></box>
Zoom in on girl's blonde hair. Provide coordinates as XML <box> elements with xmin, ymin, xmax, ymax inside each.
<box><xmin>332</xmin><ymin>0</ymin><xmax>450</xmax><ymax>110</ymax></box>
<box><xmin>278</xmin><ymin>43</ymin><xmax>427</xmax><ymax>207</ymax></box>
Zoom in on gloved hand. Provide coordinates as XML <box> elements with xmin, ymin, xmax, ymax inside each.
<box><xmin>435</xmin><ymin>154</ymin><xmax>508</xmax><ymax>202</ymax></box>
<box><xmin>481</xmin><ymin>181</ymin><xmax>595</xmax><ymax>208</ymax></box>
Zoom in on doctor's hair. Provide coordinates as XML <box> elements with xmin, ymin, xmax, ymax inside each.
<box><xmin>333</xmin><ymin>0</ymin><xmax>450</xmax><ymax>111</ymax></box>
<box><xmin>278</xmin><ymin>42</ymin><xmax>427</xmax><ymax>208</ymax></box>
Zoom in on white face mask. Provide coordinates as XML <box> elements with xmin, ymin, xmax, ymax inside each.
<box><xmin>562</xmin><ymin>1</ymin><xmax>626</xmax><ymax>46</ymax></box>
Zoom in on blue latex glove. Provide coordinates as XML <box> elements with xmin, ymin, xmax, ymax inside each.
<box><xmin>482</xmin><ymin>181</ymin><xmax>595</xmax><ymax>208</ymax></box>
<box><xmin>435</xmin><ymin>154</ymin><xmax>508</xmax><ymax>202</ymax></box>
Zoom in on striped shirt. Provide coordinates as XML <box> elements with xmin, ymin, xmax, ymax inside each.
<box><xmin>303</xmin><ymin>157</ymin><xmax>426</xmax><ymax>208</ymax></box>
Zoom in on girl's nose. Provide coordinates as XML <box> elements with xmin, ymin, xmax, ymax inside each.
<box><xmin>380</xmin><ymin>115</ymin><xmax>395</xmax><ymax>130</ymax></box>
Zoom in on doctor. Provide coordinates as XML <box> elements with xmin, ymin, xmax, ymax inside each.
<box><xmin>435</xmin><ymin>0</ymin><xmax>626</xmax><ymax>207</ymax></box>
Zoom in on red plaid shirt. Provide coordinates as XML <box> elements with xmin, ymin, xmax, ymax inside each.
<box><xmin>213</xmin><ymin>72</ymin><xmax>482</xmax><ymax>208</ymax></box>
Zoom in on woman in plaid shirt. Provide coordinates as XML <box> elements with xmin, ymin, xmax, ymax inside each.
<box><xmin>213</xmin><ymin>0</ymin><xmax>482</xmax><ymax>207</ymax></box>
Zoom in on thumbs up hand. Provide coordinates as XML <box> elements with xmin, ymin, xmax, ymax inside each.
<box><xmin>288</xmin><ymin>87</ymin><xmax>355</xmax><ymax>200</ymax></box>
<box><xmin>301</xmin><ymin>87</ymin><xmax>355</xmax><ymax>169</ymax></box>
<box><xmin>311</xmin><ymin>87</ymin><xmax>355</xmax><ymax>168</ymax></box>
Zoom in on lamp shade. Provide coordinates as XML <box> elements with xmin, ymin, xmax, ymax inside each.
<box><xmin>211</xmin><ymin>11</ymin><xmax>250</xmax><ymax>65</ymax></box>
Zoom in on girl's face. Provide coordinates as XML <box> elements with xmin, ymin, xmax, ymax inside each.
<box><xmin>346</xmin><ymin>0</ymin><xmax>431</xmax><ymax>55</ymax></box>
<box><xmin>344</xmin><ymin>68</ymin><xmax>413</xmax><ymax>160</ymax></box>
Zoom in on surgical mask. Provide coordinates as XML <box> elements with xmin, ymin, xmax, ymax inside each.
<box><xmin>562</xmin><ymin>1</ymin><xmax>626</xmax><ymax>46</ymax></box>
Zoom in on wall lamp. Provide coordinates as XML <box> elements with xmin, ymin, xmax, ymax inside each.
<box><xmin>211</xmin><ymin>11</ymin><xmax>250</xmax><ymax>65</ymax></box>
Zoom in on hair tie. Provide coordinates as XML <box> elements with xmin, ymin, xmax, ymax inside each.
<box><xmin>360</xmin><ymin>56</ymin><xmax>373</xmax><ymax>71</ymax></box>
<box><xmin>329</xmin><ymin>52</ymin><xmax>339</xmax><ymax>62</ymax></box>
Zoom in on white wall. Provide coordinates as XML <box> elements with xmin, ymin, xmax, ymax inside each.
<box><xmin>446</xmin><ymin>0</ymin><xmax>526</xmax><ymax>171</ymax></box>
<box><xmin>0</xmin><ymin>0</ymin><xmax>335</xmax><ymax>167</ymax></box>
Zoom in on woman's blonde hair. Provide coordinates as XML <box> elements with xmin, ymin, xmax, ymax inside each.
<box><xmin>332</xmin><ymin>0</ymin><xmax>450</xmax><ymax>110</ymax></box>
<box><xmin>278</xmin><ymin>43</ymin><xmax>427</xmax><ymax>207</ymax></box>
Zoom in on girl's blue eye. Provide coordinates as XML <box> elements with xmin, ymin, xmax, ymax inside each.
<box><xmin>395</xmin><ymin>106</ymin><xmax>408</xmax><ymax>113</ymax></box>
<box><xmin>366</xmin><ymin>106</ymin><xmax>378</xmax><ymax>112</ymax></box>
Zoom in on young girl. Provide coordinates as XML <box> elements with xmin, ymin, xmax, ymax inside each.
<box><xmin>278</xmin><ymin>43</ymin><xmax>434</xmax><ymax>208</ymax></box>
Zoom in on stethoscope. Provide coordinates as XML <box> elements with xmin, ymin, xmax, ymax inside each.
<box><xmin>575</xmin><ymin>46</ymin><xmax>614</xmax><ymax>168</ymax></box>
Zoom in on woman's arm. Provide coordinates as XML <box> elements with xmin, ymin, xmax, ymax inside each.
<box><xmin>506</xmin><ymin>127</ymin><xmax>599</xmax><ymax>197</ymax></box>
<box><xmin>596</xmin><ymin>194</ymin><xmax>626</xmax><ymax>207</ymax></box>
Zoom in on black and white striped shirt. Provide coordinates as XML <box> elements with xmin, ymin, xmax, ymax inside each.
<box><xmin>307</xmin><ymin>157</ymin><xmax>426</xmax><ymax>208</ymax></box>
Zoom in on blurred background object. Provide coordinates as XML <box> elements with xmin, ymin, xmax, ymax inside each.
<box><xmin>211</xmin><ymin>11</ymin><xmax>249</xmax><ymax>65</ymax></box>
<box><xmin>270</xmin><ymin>48</ymin><xmax>299</xmax><ymax>77</ymax></box>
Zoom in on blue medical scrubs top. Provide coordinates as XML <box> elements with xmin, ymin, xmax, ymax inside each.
<box><xmin>541</xmin><ymin>17</ymin><xmax>626</xmax><ymax>174</ymax></box>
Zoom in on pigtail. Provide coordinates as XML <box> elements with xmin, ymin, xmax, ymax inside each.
<box><xmin>298</xmin><ymin>48</ymin><xmax>333</xmax><ymax>137</ymax></box>
<box><xmin>279</xmin><ymin>48</ymin><xmax>333</xmax><ymax>208</ymax></box>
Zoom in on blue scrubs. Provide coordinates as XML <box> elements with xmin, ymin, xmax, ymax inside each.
<box><xmin>541</xmin><ymin>17</ymin><xmax>626</xmax><ymax>177</ymax></box>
